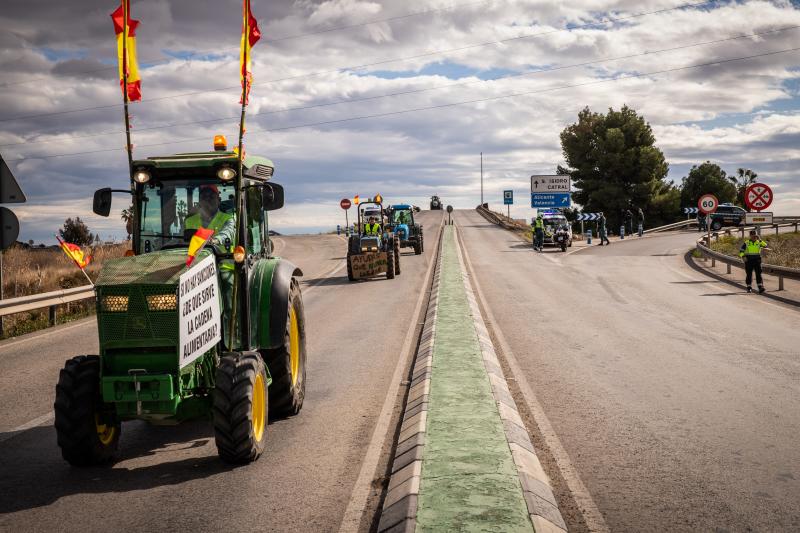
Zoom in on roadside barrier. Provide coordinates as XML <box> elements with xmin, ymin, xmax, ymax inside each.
<box><xmin>695</xmin><ymin>224</ymin><xmax>800</xmax><ymax>290</ymax></box>
<box><xmin>0</xmin><ymin>286</ymin><xmax>94</xmax><ymax>326</ymax></box>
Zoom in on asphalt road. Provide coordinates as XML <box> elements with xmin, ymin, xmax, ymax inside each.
<box><xmin>0</xmin><ymin>211</ymin><xmax>443</xmax><ymax>532</ymax></box>
<box><xmin>456</xmin><ymin>209</ymin><xmax>800</xmax><ymax>532</ymax></box>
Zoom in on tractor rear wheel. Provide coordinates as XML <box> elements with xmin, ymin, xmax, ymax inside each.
<box><xmin>346</xmin><ymin>254</ymin><xmax>355</xmax><ymax>281</ymax></box>
<box><xmin>264</xmin><ymin>281</ymin><xmax>306</xmax><ymax>418</ymax></box>
<box><xmin>213</xmin><ymin>352</ymin><xmax>269</xmax><ymax>464</ymax></box>
<box><xmin>413</xmin><ymin>238</ymin><xmax>422</xmax><ymax>255</ymax></box>
<box><xmin>386</xmin><ymin>247</ymin><xmax>395</xmax><ymax>279</ymax></box>
<box><xmin>54</xmin><ymin>355</ymin><xmax>120</xmax><ymax>466</ymax></box>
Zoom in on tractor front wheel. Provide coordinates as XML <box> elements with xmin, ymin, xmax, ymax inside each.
<box><xmin>54</xmin><ymin>355</ymin><xmax>120</xmax><ymax>466</ymax></box>
<box><xmin>213</xmin><ymin>352</ymin><xmax>269</xmax><ymax>464</ymax></box>
<box><xmin>346</xmin><ymin>254</ymin><xmax>355</xmax><ymax>281</ymax></box>
<box><xmin>393</xmin><ymin>239</ymin><xmax>401</xmax><ymax>275</ymax></box>
<box><xmin>386</xmin><ymin>247</ymin><xmax>396</xmax><ymax>279</ymax></box>
<box><xmin>264</xmin><ymin>281</ymin><xmax>307</xmax><ymax>418</ymax></box>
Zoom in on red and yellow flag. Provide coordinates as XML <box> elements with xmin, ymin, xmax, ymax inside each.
<box><xmin>111</xmin><ymin>0</ymin><xmax>141</xmax><ymax>102</ymax></box>
<box><xmin>186</xmin><ymin>227</ymin><xmax>215</xmax><ymax>266</ymax></box>
<box><xmin>56</xmin><ymin>236</ymin><xmax>91</xmax><ymax>270</ymax></box>
<box><xmin>354</xmin><ymin>195</ymin><xmax>360</xmax><ymax>205</ymax></box>
<box><xmin>239</xmin><ymin>0</ymin><xmax>261</xmax><ymax>105</ymax></box>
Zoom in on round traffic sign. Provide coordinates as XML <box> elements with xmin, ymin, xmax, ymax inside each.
<box><xmin>698</xmin><ymin>194</ymin><xmax>719</xmax><ymax>215</ymax></box>
<box><xmin>446</xmin><ymin>205</ymin><xmax>453</xmax><ymax>213</ymax></box>
<box><xmin>744</xmin><ymin>182</ymin><xmax>773</xmax><ymax>212</ymax></box>
<box><xmin>340</xmin><ymin>198</ymin><xmax>351</xmax><ymax>210</ymax></box>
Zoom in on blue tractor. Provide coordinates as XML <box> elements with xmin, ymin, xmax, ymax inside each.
<box><xmin>386</xmin><ymin>204</ymin><xmax>424</xmax><ymax>255</ymax></box>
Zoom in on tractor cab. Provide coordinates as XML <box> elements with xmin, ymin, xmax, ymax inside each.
<box><xmin>386</xmin><ymin>204</ymin><xmax>424</xmax><ymax>255</ymax></box>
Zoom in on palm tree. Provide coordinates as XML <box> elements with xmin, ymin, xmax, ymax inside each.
<box><xmin>728</xmin><ymin>168</ymin><xmax>758</xmax><ymax>210</ymax></box>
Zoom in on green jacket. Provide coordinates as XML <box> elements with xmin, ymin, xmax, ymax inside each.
<box><xmin>739</xmin><ymin>238</ymin><xmax>767</xmax><ymax>257</ymax></box>
<box><xmin>534</xmin><ymin>218</ymin><xmax>544</xmax><ymax>230</ymax></box>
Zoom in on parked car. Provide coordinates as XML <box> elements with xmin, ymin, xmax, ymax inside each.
<box><xmin>709</xmin><ymin>203</ymin><xmax>746</xmax><ymax>230</ymax></box>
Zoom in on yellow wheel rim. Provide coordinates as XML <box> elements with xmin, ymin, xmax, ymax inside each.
<box><xmin>252</xmin><ymin>372</ymin><xmax>266</xmax><ymax>442</ymax></box>
<box><xmin>95</xmin><ymin>414</ymin><xmax>116</xmax><ymax>446</ymax></box>
<box><xmin>289</xmin><ymin>307</ymin><xmax>300</xmax><ymax>387</ymax></box>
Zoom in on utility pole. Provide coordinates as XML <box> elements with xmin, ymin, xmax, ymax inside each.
<box><xmin>480</xmin><ymin>152</ymin><xmax>483</xmax><ymax>207</ymax></box>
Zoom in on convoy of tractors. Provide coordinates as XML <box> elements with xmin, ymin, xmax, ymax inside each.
<box><xmin>53</xmin><ymin>137</ymin><xmax>439</xmax><ymax>466</ymax></box>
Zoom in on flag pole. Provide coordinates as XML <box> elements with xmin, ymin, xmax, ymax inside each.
<box><xmin>121</xmin><ymin>0</ymin><xmax>138</xmax><ymax>254</ymax></box>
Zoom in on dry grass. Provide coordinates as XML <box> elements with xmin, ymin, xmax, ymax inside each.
<box><xmin>710</xmin><ymin>232</ymin><xmax>800</xmax><ymax>268</ymax></box>
<box><xmin>1</xmin><ymin>243</ymin><xmax>129</xmax><ymax>338</ymax></box>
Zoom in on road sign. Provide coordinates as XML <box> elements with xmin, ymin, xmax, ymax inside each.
<box><xmin>503</xmin><ymin>190</ymin><xmax>513</xmax><ymax>205</ymax></box>
<box><xmin>446</xmin><ymin>205</ymin><xmax>453</xmax><ymax>213</ymax></box>
<box><xmin>576</xmin><ymin>213</ymin><xmax>600</xmax><ymax>221</ymax></box>
<box><xmin>744</xmin><ymin>183</ymin><xmax>773</xmax><ymax>212</ymax></box>
<box><xmin>698</xmin><ymin>194</ymin><xmax>719</xmax><ymax>215</ymax></box>
<box><xmin>0</xmin><ymin>155</ymin><xmax>26</xmax><ymax>204</ymax></box>
<box><xmin>340</xmin><ymin>198</ymin><xmax>351</xmax><ymax>210</ymax></box>
<box><xmin>683</xmin><ymin>207</ymin><xmax>698</xmax><ymax>215</ymax></box>
<box><xmin>0</xmin><ymin>207</ymin><xmax>19</xmax><ymax>250</ymax></box>
<box><xmin>532</xmin><ymin>193</ymin><xmax>571</xmax><ymax>208</ymax></box>
<box><xmin>531</xmin><ymin>175</ymin><xmax>571</xmax><ymax>193</ymax></box>
<box><xmin>745</xmin><ymin>211</ymin><xmax>773</xmax><ymax>225</ymax></box>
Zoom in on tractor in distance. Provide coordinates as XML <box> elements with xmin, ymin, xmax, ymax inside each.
<box><xmin>386</xmin><ymin>204</ymin><xmax>424</xmax><ymax>255</ymax></box>
<box><xmin>54</xmin><ymin>137</ymin><xmax>306</xmax><ymax>466</ymax></box>
<box><xmin>430</xmin><ymin>195</ymin><xmax>442</xmax><ymax>210</ymax></box>
<box><xmin>346</xmin><ymin>198</ymin><xmax>401</xmax><ymax>281</ymax></box>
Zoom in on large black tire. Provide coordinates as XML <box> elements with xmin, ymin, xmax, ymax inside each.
<box><xmin>264</xmin><ymin>281</ymin><xmax>306</xmax><ymax>418</ymax></box>
<box><xmin>213</xmin><ymin>352</ymin><xmax>269</xmax><ymax>464</ymax></box>
<box><xmin>561</xmin><ymin>243</ymin><xmax>567</xmax><ymax>252</ymax></box>
<box><xmin>711</xmin><ymin>221</ymin><xmax>722</xmax><ymax>230</ymax></box>
<box><xmin>54</xmin><ymin>355</ymin><xmax>120</xmax><ymax>466</ymax></box>
<box><xmin>386</xmin><ymin>247</ymin><xmax>395</xmax><ymax>279</ymax></box>
<box><xmin>346</xmin><ymin>254</ymin><xmax>355</xmax><ymax>281</ymax></box>
<box><xmin>413</xmin><ymin>238</ymin><xmax>422</xmax><ymax>255</ymax></box>
<box><xmin>393</xmin><ymin>238</ymin><xmax>401</xmax><ymax>275</ymax></box>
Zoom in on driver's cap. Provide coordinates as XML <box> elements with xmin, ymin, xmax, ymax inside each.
<box><xmin>200</xmin><ymin>184</ymin><xmax>219</xmax><ymax>194</ymax></box>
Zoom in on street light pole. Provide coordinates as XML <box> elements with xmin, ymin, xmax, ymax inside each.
<box><xmin>480</xmin><ymin>152</ymin><xmax>483</xmax><ymax>207</ymax></box>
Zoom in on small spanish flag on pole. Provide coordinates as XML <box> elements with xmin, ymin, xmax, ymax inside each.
<box><xmin>186</xmin><ymin>227</ymin><xmax>215</xmax><ymax>267</ymax></box>
<box><xmin>56</xmin><ymin>235</ymin><xmax>94</xmax><ymax>286</ymax></box>
<box><xmin>354</xmin><ymin>195</ymin><xmax>360</xmax><ymax>205</ymax></box>
<box><xmin>111</xmin><ymin>0</ymin><xmax>141</xmax><ymax>102</ymax></box>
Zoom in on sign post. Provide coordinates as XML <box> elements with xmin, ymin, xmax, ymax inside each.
<box><xmin>698</xmin><ymin>193</ymin><xmax>719</xmax><ymax>248</ymax></box>
<box><xmin>503</xmin><ymin>190</ymin><xmax>513</xmax><ymax>219</ymax></box>
<box><xmin>340</xmin><ymin>198</ymin><xmax>352</xmax><ymax>236</ymax></box>
<box><xmin>744</xmin><ymin>183</ymin><xmax>773</xmax><ymax>236</ymax></box>
<box><xmin>446</xmin><ymin>205</ymin><xmax>453</xmax><ymax>225</ymax></box>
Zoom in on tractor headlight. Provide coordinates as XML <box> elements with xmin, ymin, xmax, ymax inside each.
<box><xmin>216</xmin><ymin>166</ymin><xmax>236</xmax><ymax>181</ymax></box>
<box><xmin>146</xmin><ymin>293</ymin><xmax>177</xmax><ymax>311</ymax></box>
<box><xmin>133</xmin><ymin>169</ymin><xmax>151</xmax><ymax>184</ymax></box>
<box><xmin>102</xmin><ymin>295</ymin><xmax>129</xmax><ymax>312</ymax></box>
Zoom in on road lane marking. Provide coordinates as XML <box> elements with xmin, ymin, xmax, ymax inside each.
<box><xmin>338</xmin><ymin>221</ymin><xmax>444</xmax><ymax>533</ymax></box>
<box><xmin>0</xmin><ymin>412</ymin><xmax>54</xmax><ymax>444</ymax></box>
<box><xmin>455</xmin><ymin>216</ymin><xmax>611</xmax><ymax>533</ymax></box>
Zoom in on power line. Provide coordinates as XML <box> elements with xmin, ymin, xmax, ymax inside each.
<box><xmin>0</xmin><ymin>0</ymin><xmax>716</xmax><ymax>123</ymax></box>
<box><xmin>7</xmin><ymin>45</ymin><xmax>798</xmax><ymax>162</ymax></box>
<box><xmin>0</xmin><ymin>0</ymin><xmax>494</xmax><ymax>89</ymax></box>
<box><xmin>4</xmin><ymin>24</ymin><xmax>796</xmax><ymax>148</ymax></box>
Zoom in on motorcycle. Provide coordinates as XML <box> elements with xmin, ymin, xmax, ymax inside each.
<box><xmin>554</xmin><ymin>226</ymin><xmax>570</xmax><ymax>252</ymax></box>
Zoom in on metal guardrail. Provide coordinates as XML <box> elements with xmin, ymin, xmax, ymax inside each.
<box><xmin>695</xmin><ymin>223</ymin><xmax>800</xmax><ymax>290</ymax></box>
<box><xmin>0</xmin><ymin>285</ymin><xmax>95</xmax><ymax>326</ymax></box>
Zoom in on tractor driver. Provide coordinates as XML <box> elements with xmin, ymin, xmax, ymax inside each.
<box><xmin>185</xmin><ymin>184</ymin><xmax>236</xmax><ymax>348</ymax></box>
<box><xmin>365</xmin><ymin>216</ymin><xmax>382</xmax><ymax>236</ymax></box>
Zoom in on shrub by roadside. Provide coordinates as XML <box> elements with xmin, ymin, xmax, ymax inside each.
<box><xmin>709</xmin><ymin>232</ymin><xmax>800</xmax><ymax>268</ymax></box>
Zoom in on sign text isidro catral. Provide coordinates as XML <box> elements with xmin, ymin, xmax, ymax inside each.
<box><xmin>178</xmin><ymin>254</ymin><xmax>221</xmax><ymax>367</ymax></box>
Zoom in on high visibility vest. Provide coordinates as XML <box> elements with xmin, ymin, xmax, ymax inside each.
<box><xmin>534</xmin><ymin>218</ymin><xmax>544</xmax><ymax>230</ymax></box>
<box><xmin>185</xmin><ymin>210</ymin><xmax>235</xmax><ymax>270</ymax></box>
<box><xmin>365</xmin><ymin>223</ymin><xmax>381</xmax><ymax>235</ymax></box>
<box><xmin>739</xmin><ymin>239</ymin><xmax>767</xmax><ymax>257</ymax></box>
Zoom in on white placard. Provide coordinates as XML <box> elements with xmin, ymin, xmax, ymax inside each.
<box><xmin>531</xmin><ymin>175</ymin><xmax>571</xmax><ymax>193</ymax></box>
<box><xmin>178</xmin><ymin>254</ymin><xmax>222</xmax><ymax>368</ymax></box>
<box><xmin>745</xmin><ymin>212</ymin><xmax>773</xmax><ymax>225</ymax></box>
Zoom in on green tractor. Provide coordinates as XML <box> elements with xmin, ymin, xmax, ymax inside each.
<box><xmin>54</xmin><ymin>140</ymin><xmax>306</xmax><ymax>465</ymax></box>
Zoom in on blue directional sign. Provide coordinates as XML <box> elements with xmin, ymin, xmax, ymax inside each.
<box><xmin>531</xmin><ymin>193</ymin><xmax>571</xmax><ymax>208</ymax></box>
<box><xmin>503</xmin><ymin>190</ymin><xmax>513</xmax><ymax>205</ymax></box>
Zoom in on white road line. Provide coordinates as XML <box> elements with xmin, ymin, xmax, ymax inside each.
<box><xmin>337</xmin><ymin>222</ymin><xmax>443</xmax><ymax>533</ymax></box>
<box><xmin>456</xmin><ymin>217</ymin><xmax>611</xmax><ymax>533</ymax></box>
<box><xmin>0</xmin><ymin>318</ymin><xmax>94</xmax><ymax>353</ymax></box>
<box><xmin>0</xmin><ymin>412</ymin><xmax>54</xmax><ymax>444</ymax></box>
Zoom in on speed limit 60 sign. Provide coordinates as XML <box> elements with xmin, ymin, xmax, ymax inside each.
<box><xmin>698</xmin><ymin>194</ymin><xmax>719</xmax><ymax>215</ymax></box>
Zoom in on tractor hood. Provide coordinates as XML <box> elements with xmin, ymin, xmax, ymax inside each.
<box><xmin>96</xmin><ymin>248</ymin><xmax>211</xmax><ymax>287</ymax></box>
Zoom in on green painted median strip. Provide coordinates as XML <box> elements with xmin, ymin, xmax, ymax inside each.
<box><xmin>416</xmin><ymin>226</ymin><xmax>533</xmax><ymax>533</ymax></box>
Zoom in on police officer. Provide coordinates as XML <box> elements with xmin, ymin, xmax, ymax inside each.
<box><xmin>637</xmin><ymin>207</ymin><xmax>645</xmax><ymax>237</ymax></box>
<box><xmin>739</xmin><ymin>230</ymin><xmax>769</xmax><ymax>293</ymax></box>
<box><xmin>364</xmin><ymin>216</ymin><xmax>382</xmax><ymax>236</ymax></box>
<box><xmin>598</xmin><ymin>212</ymin><xmax>610</xmax><ymax>245</ymax></box>
<box><xmin>532</xmin><ymin>214</ymin><xmax>544</xmax><ymax>251</ymax></box>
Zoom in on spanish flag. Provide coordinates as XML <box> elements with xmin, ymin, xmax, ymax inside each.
<box><xmin>239</xmin><ymin>0</ymin><xmax>261</xmax><ymax>105</ymax></box>
<box><xmin>111</xmin><ymin>0</ymin><xmax>142</xmax><ymax>102</ymax></box>
<box><xmin>186</xmin><ymin>227</ymin><xmax>215</xmax><ymax>266</ymax></box>
<box><xmin>56</xmin><ymin>236</ymin><xmax>91</xmax><ymax>270</ymax></box>
<box><xmin>354</xmin><ymin>195</ymin><xmax>360</xmax><ymax>205</ymax></box>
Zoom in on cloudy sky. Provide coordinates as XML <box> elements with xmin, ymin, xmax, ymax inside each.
<box><xmin>1</xmin><ymin>0</ymin><xmax>799</xmax><ymax>241</ymax></box>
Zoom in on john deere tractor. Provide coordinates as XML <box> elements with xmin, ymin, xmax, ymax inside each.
<box><xmin>346</xmin><ymin>199</ymin><xmax>400</xmax><ymax>281</ymax></box>
<box><xmin>54</xmin><ymin>139</ymin><xmax>306</xmax><ymax>465</ymax></box>
<box><xmin>386</xmin><ymin>204</ymin><xmax>424</xmax><ymax>255</ymax></box>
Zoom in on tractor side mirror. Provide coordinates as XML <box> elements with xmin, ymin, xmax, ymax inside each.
<box><xmin>262</xmin><ymin>182</ymin><xmax>284</xmax><ymax>211</ymax></box>
<box><xmin>93</xmin><ymin>188</ymin><xmax>113</xmax><ymax>217</ymax></box>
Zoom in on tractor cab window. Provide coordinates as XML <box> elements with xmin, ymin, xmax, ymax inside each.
<box><xmin>389</xmin><ymin>209</ymin><xmax>412</xmax><ymax>224</ymax></box>
<box><xmin>139</xmin><ymin>180</ymin><xmax>235</xmax><ymax>252</ymax></box>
